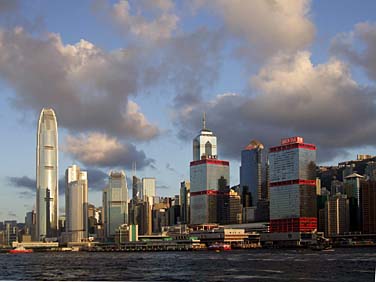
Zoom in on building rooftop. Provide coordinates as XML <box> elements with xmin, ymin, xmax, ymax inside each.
<box><xmin>244</xmin><ymin>140</ymin><xmax>264</xmax><ymax>150</ymax></box>
<box><xmin>345</xmin><ymin>173</ymin><xmax>364</xmax><ymax>179</ymax></box>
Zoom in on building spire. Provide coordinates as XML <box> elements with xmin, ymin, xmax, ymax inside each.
<box><xmin>202</xmin><ymin>112</ymin><xmax>206</xmax><ymax>130</ymax></box>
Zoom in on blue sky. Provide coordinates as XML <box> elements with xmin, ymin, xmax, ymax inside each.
<box><xmin>1</xmin><ymin>0</ymin><xmax>376</xmax><ymax>222</ymax></box>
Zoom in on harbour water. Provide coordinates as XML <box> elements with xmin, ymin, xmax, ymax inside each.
<box><xmin>0</xmin><ymin>248</ymin><xmax>374</xmax><ymax>281</ymax></box>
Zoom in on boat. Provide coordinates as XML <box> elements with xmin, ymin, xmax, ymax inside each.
<box><xmin>208</xmin><ymin>243</ymin><xmax>231</xmax><ymax>251</ymax></box>
<box><xmin>9</xmin><ymin>246</ymin><xmax>33</xmax><ymax>254</ymax></box>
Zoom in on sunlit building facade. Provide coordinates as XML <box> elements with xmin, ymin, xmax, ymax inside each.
<box><xmin>36</xmin><ymin>108</ymin><xmax>59</xmax><ymax>240</ymax></box>
<box><xmin>65</xmin><ymin>165</ymin><xmax>88</xmax><ymax>242</ymax></box>
<box><xmin>190</xmin><ymin>115</ymin><xmax>230</xmax><ymax>224</ymax></box>
<box><xmin>103</xmin><ymin>171</ymin><xmax>128</xmax><ymax>241</ymax></box>
<box><xmin>269</xmin><ymin>137</ymin><xmax>317</xmax><ymax>233</ymax></box>
<box><xmin>142</xmin><ymin>177</ymin><xmax>156</xmax><ymax>203</ymax></box>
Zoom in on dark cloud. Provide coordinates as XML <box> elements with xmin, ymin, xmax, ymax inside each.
<box><xmin>86</xmin><ymin>168</ymin><xmax>108</xmax><ymax>191</ymax></box>
<box><xmin>0</xmin><ymin>11</ymin><xmax>223</xmax><ymax>170</ymax></box>
<box><xmin>8</xmin><ymin>176</ymin><xmax>35</xmax><ymax>190</ymax></box>
<box><xmin>8</xmin><ymin>168</ymin><xmax>108</xmax><ymax>197</ymax></box>
<box><xmin>165</xmin><ymin>28</ymin><xmax>222</xmax><ymax>108</ymax></box>
<box><xmin>330</xmin><ymin>22</ymin><xmax>376</xmax><ymax>82</ymax></box>
<box><xmin>174</xmin><ymin>52</ymin><xmax>376</xmax><ymax>164</ymax></box>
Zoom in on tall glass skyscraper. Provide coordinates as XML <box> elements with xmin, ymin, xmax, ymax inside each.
<box><xmin>103</xmin><ymin>171</ymin><xmax>128</xmax><ymax>241</ymax></box>
<box><xmin>36</xmin><ymin>108</ymin><xmax>59</xmax><ymax>240</ymax></box>
<box><xmin>240</xmin><ymin>140</ymin><xmax>264</xmax><ymax>207</ymax></box>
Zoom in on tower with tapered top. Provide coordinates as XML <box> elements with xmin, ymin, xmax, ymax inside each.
<box><xmin>190</xmin><ymin>114</ymin><xmax>230</xmax><ymax>224</ymax></box>
<box><xmin>192</xmin><ymin>113</ymin><xmax>217</xmax><ymax>161</ymax></box>
<box><xmin>36</xmin><ymin>108</ymin><xmax>59</xmax><ymax>240</ymax></box>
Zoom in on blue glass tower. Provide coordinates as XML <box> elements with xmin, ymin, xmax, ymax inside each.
<box><xmin>240</xmin><ymin>140</ymin><xmax>264</xmax><ymax>207</ymax></box>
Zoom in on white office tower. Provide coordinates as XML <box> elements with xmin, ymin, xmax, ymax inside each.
<box><xmin>36</xmin><ymin>108</ymin><xmax>59</xmax><ymax>240</ymax></box>
<box><xmin>192</xmin><ymin>113</ymin><xmax>217</xmax><ymax>161</ymax></box>
<box><xmin>103</xmin><ymin>171</ymin><xmax>128</xmax><ymax>241</ymax></box>
<box><xmin>65</xmin><ymin>165</ymin><xmax>88</xmax><ymax>242</ymax></box>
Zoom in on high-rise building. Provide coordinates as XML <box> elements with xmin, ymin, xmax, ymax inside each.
<box><xmin>344</xmin><ymin>173</ymin><xmax>364</xmax><ymax>231</ymax></box>
<box><xmin>179</xmin><ymin>181</ymin><xmax>190</xmax><ymax>224</ymax></box>
<box><xmin>190</xmin><ymin>115</ymin><xmax>230</xmax><ymax>225</ymax></box>
<box><xmin>103</xmin><ymin>171</ymin><xmax>128</xmax><ymax>241</ymax></box>
<box><xmin>240</xmin><ymin>140</ymin><xmax>264</xmax><ymax>207</ymax></box>
<box><xmin>192</xmin><ymin>113</ymin><xmax>217</xmax><ymax>161</ymax></box>
<box><xmin>36</xmin><ymin>108</ymin><xmax>59</xmax><ymax>240</ymax></box>
<box><xmin>65</xmin><ymin>165</ymin><xmax>88</xmax><ymax>242</ymax></box>
<box><xmin>142</xmin><ymin>177</ymin><xmax>156</xmax><ymax>203</ymax></box>
<box><xmin>152</xmin><ymin>202</ymin><xmax>169</xmax><ymax>233</ymax></box>
<box><xmin>128</xmin><ymin>200</ymin><xmax>152</xmax><ymax>235</ymax></box>
<box><xmin>324</xmin><ymin>194</ymin><xmax>350</xmax><ymax>237</ymax></box>
<box><xmin>229</xmin><ymin>189</ymin><xmax>242</xmax><ymax>224</ymax></box>
<box><xmin>269</xmin><ymin>136</ymin><xmax>317</xmax><ymax>233</ymax></box>
<box><xmin>24</xmin><ymin>210</ymin><xmax>36</xmax><ymax>241</ymax></box>
<box><xmin>365</xmin><ymin>161</ymin><xmax>376</xmax><ymax>181</ymax></box>
<box><xmin>360</xmin><ymin>180</ymin><xmax>376</xmax><ymax>234</ymax></box>
<box><xmin>132</xmin><ymin>176</ymin><xmax>141</xmax><ymax>200</ymax></box>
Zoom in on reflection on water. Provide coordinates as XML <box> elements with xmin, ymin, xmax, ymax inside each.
<box><xmin>0</xmin><ymin>248</ymin><xmax>374</xmax><ymax>281</ymax></box>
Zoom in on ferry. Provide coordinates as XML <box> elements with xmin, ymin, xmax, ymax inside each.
<box><xmin>208</xmin><ymin>243</ymin><xmax>231</xmax><ymax>251</ymax></box>
<box><xmin>9</xmin><ymin>246</ymin><xmax>33</xmax><ymax>254</ymax></box>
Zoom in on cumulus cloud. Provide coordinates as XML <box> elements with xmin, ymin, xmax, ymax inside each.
<box><xmin>196</xmin><ymin>0</ymin><xmax>315</xmax><ymax>59</ymax></box>
<box><xmin>63</xmin><ymin>132</ymin><xmax>154</xmax><ymax>169</ymax></box>
<box><xmin>0</xmin><ymin>27</ymin><xmax>159</xmax><ymax>142</ymax></box>
<box><xmin>175</xmin><ymin>52</ymin><xmax>376</xmax><ymax>162</ymax></box>
<box><xmin>331</xmin><ymin>22</ymin><xmax>376</xmax><ymax>81</ymax></box>
<box><xmin>94</xmin><ymin>0</ymin><xmax>178</xmax><ymax>42</ymax></box>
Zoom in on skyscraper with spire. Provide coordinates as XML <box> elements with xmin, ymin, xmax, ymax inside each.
<box><xmin>36</xmin><ymin>108</ymin><xmax>59</xmax><ymax>240</ymax></box>
<box><xmin>190</xmin><ymin>114</ymin><xmax>230</xmax><ymax>224</ymax></box>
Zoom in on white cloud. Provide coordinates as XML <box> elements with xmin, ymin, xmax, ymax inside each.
<box><xmin>0</xmin><ymin>27</ymin><xmax>159</xmax><ymax>141</ymax></box>
<box><xmin>111</xmin><ymin>0</ymin><xmax>178</xmax><ymax>41</ymax></box>
<box><xmin>197</xmin><ymin>0</ymin><xmax>315</xmax><ymax>59</ymax></box>
<box><xmin>331</xmin><ymin>22</ymin><xmax>376</xmax><ymax>81</ymax></box>
<box><xmin>63</xmin><ymin>132</ymin><xmax>154</xmax><ymax>168</ymax></box>
<box><xmin>175</xmin><ymin>51</ymin><xmax>376</xmax><ymax>162</ymax></box>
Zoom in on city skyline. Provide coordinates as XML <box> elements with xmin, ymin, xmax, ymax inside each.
<box><xmin>1</xmin><ymin>0</ymin><xmax>376</xmax><ymax>222</ymax></box>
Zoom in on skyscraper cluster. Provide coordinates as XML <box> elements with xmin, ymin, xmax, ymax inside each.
<box><xmin>3</xmin><ymin>108</ymin><xmax>376</xmax><ymax>248</ymax></box>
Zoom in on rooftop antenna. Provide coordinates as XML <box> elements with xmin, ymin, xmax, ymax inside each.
<box><xmin>203</xmin><ymin>112</ymin><xmax>206</xmax><ymax>129</ymax></box>
<box><xmin>132</xmin><ymin>161</ymin><xmax>137</xmax><ymax>177</ymax></box>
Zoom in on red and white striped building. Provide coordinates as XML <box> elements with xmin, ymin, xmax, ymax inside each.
<box><xmin>269</xmin><ymin>137</ymin><xmax>317</xmax><ymax>233</ymax></box>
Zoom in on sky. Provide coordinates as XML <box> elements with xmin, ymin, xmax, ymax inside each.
<box><xmin>1</xmin><ymin>0</ymin><xmax>376</xmax><ymax>222</ymax></box>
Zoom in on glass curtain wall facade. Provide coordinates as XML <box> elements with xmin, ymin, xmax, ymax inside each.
<box><xmin>240</xmin><ymin>140</ymin><xmax>264</xmax><ymax>207</ymax></box>
<box><xmin>103</xmin><ymin>171</ymin><xmax>128</xmax><ymax>240</ymax></box>
<box><xmin>36</xmin><ymin>108</ymin><xmax>59</xmax><ymax>240</ymax></box>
